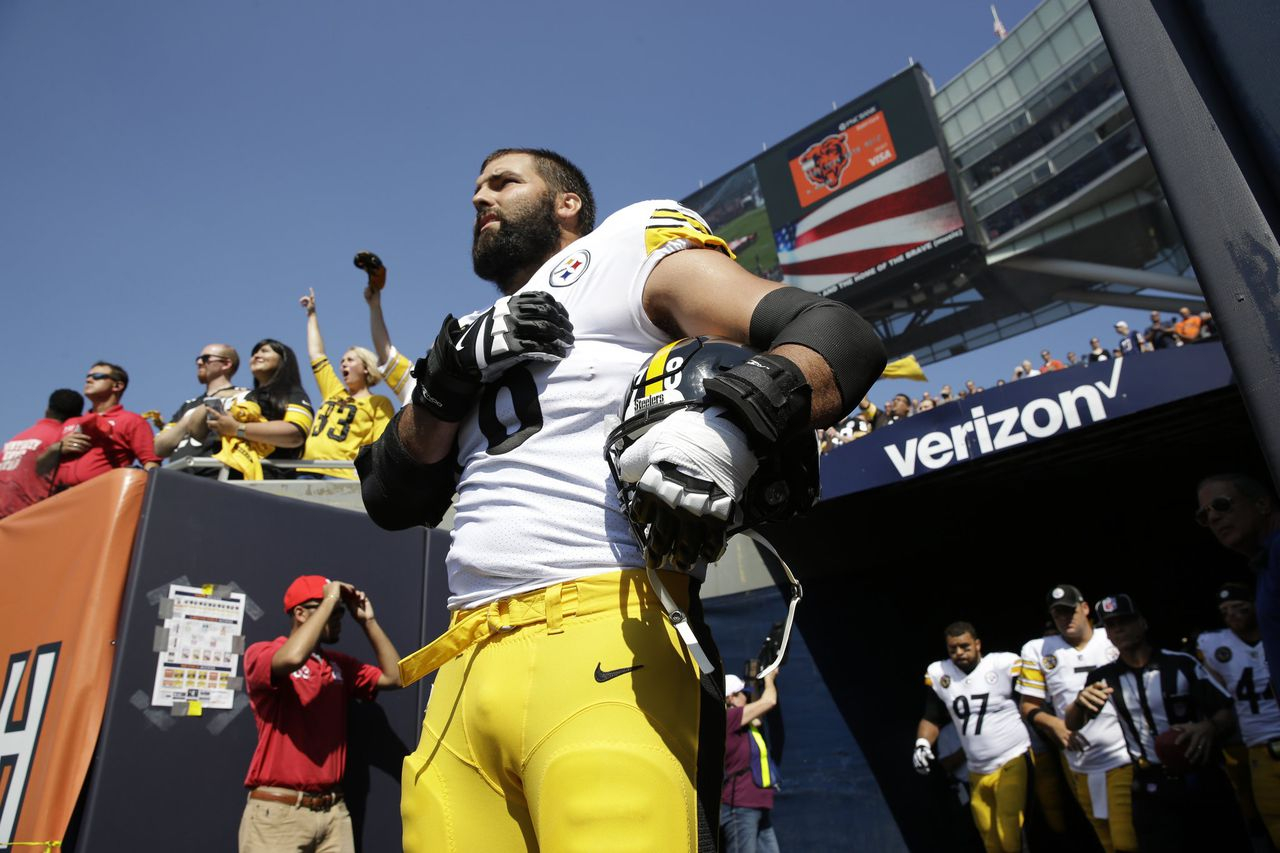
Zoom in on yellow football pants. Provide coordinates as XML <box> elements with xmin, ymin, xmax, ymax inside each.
<box><xmin>1029</xmin><ymin>748</ymin><xmax>1067</xmax><ymax>832</ymax></box>
<box><xmin>399</xmin><ymin>570</ymin><xmax>702</xmax><ymax>853</ymax></box>
<box><xmin>1064</xmin><ymin>763</ymin><xmax>1136</xmax><ymax>852</ymax></box>
<box><xmin>1248</xmin><ymin>742</ymin><xmax>1280</xmax><ymax>847</ymax></box>
<box><xmin>969</xmin><ymin>753</ymin><xmax>1028</xmax><ymax>853</ymax></box>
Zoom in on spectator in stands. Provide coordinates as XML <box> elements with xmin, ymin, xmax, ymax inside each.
<box><xmin>721</xmin><ymin>669</ymin><xmax>781</xmax><ymax>853</ymax></box>
<box><xmin>1013</xmin><ymin>359</ymin><xmax>1039</xmax><ymax>380</ymax></box>
<box><xmin>916</xmin><ymin>397</ymin><xmax>937</xmax><ymax>413</ymax></box>
<box><xmin>965</xmin><ymin>380</ymin><xmax>981</xmax><ymax>396</ymax></box>
<box><xmin>939</xmin><ymin>385</ymin><xmax>957</xmax><ymax>405</ymax></box>
<box><xmin>1174</xmin><ymin>306</ymin><xmax>1202</xmax><ymax>344</ymax></box>
<box><xmin>873</xmin><ymin>393</ymin><xmax>911</xmax><ymax>429</ymax></box>
<box><xmin>240</xmin><ymin>575</ymin><xmax>403</xmax><ymax>852</ymax></box>
<box><xmin>358</xmin><ymin>253</ymin><xmax>415</xmax><ymax>407</ymax></box>
<box><xmin>1066</xmin><ymin>351</ymin><xmax>1081</xmax><ymax>367</ymax></box>
<box><xmin>1195</xmin><ymin>473</ymin><xmax>1280</xmax><ymax>702</ymax></box>
<box><xmin>36</xmin><ymin>362</ymin><xmax>160</xmax><ymax>492</ymax></box>
<box><xmin>1114</xmin><ymin>321</ymin><xmax>1148</xmax><ymax>356</ymax></box>
<box><xmin>1067</xmin><ymin>593</ymin><xmax>1247</xmax><ymax>852</ymax></box>
<box><xmin>1199</xmin><ymin>311</ymin><xmax>1216</xmax><ymax>340</ymax></box>
<box><xmin>1039</xmin><ymin>350</ymin><xmax>1065</xmax><ymax>372</ymax></box>
<box><xmin>1087</xmin><ymin>338</ymin><xmax>1110</xmax><ymax>363</ymax></box>
<box><xmin>205</xmin><ymin>340</ymin><xmax>314</xmax><ymax>479</ymax></box>
<box><xmin>1195</xmin><ymin>582</ymin><xmax>1280</xmax><ymax>848</ymax></box>
<box><xmin>153</xmin><ymin>344</ymin><xmax>249</xmax><ymax>476</ymax></box>
<box><xmin>1147</xmin><ymin>310</ymin><xmax>1178</xmax><ymax>350</ymax></box>
<box><xmin>0</xmin><ymin>389</ymin><xmax>83</xmax><ymax>518</ymax></box>
<box><xmin>297</xmin><ymin>290</ymin><xmax>395</xmax><ymax>479</ymax></box>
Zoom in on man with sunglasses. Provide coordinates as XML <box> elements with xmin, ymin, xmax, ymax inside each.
<box><xmin>1196</xmin><ymin>473</ymin><xmax>1280</xmax><ymax>711</ymax></box>
<box><xmin>36</xmin><ymin>361</ymin><xmax>160</xmax><ymax>490</ymax></box>
<box><xmin>154</xmin><ymin>344</ymin><xmax>250</xmax><ymax>475</ymax></box>
<box><xmin>240</xmin><ymin>575</ymin><xmax>403</xmax><ymax>853</ymax></box>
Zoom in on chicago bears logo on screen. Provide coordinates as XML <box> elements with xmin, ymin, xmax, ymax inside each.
<box><xmin>799</xmin><ymin>134</ymin><xmax>851</xmax><ymax>191</ymax></box>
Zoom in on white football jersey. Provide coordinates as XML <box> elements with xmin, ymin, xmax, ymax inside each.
<box><xmin>1018</xmin><ymin>631</ymin><xmax>1130</xmax><ymax>773</ymax></box>
<box><xmin>446</xmin><ymin>201</ymin><xmax>731</xmax><ymax>609</ymax></box>
<box><xmin>1197</xmin><ymin>629</ymin><xmax>1280</xmax><ymax>747</ymax></box>
<box><xmin>925</xmin><ymin>652</ymin><xmax>1030</xmax><ymax>775</ymax></box>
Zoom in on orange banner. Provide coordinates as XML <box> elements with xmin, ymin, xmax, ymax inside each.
<box><xmin>0</xmin><ymin>469</ymin><xmax>146</xmax><ymax>849</ymax></box>
<box><xmin>789</xmin><ymin>110</ymin><xmax>897</xmax><ymax>208</ymax></box>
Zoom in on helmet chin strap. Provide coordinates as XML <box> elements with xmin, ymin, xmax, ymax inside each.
<box><xmin>645</xmin><ymin>529</ymin><xmax>803</xmax><ymax>678</ymax></box>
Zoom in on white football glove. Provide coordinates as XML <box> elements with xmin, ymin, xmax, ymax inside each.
<box><xmin>617</xmin><ymin>406</ymin><xmax>758</xmax><ymax>570</ymax></box>
<box><xmin>912</xmin><ymin>738</ymin><xmax>935</xmax><ymax>775</ymax></box>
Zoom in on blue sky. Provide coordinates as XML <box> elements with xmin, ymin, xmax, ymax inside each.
<box><xmin>0</xmin><ymin>0</ymin><xmax>1150</xmax><ymax>441</ymax></box>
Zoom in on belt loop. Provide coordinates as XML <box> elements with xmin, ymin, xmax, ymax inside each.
<box><xmin>487</xmin><ymin>599</ymin><xmax>515</xmax><ymax>633</ymax></box>
<box><xmin>546</xmin><ymin>583</ymin><xmax>564</xmax><ymax>635</ymax></box>
<box><xmin>295</xmin><ymin>790</ymin><xmax>303</xmax><ymax>808</ymax></box>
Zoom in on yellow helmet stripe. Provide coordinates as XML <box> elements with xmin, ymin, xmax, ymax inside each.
<box><xmin>643</xmin><ymin>339</ymin><xmax>684</xmax><ymax>397</ymax></box>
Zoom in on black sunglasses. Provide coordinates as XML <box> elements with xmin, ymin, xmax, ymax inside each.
<box><xmin>86</xmin><ymin>372</ymin><xmax>116</xmax><ymax>381</ymax></box>
<box><xmin>196</xmin><ymin>354</ymin><xmax>229</xmax><ymax>365</ymax></box>
<box><xmin>1195</xmin><ymin>496</ymin><xmax>1234</xmax><ymax>526</ymax></box>
<box><xmin>302</xmin><ymin>601</ymin><xmax>345</xmax><ymax>616</ymax></box>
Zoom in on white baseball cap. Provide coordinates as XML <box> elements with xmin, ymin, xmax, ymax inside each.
<box><xmin>725</xmin><ymin>674</ymin><xmax>746</xmax><ymax>695</ymax></box>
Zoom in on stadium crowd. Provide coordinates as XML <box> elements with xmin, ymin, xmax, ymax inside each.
<box><xmin>821</xmin><ymin>306</ymin><xmax>1217</xmax><ymax>453</ymax></box>
<box><xmin>0</xmin><ymin>256</ymin><xmax>415</xmax><ymax>520</ymax></box>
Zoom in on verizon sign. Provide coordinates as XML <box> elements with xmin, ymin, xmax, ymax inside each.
<box><xmin>820</xmin><ymin>344</ymin><xmax>1235</xmax><ymax>500</ymax></box>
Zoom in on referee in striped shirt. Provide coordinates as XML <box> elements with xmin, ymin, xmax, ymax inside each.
<box><xmin>1065</xmin><ymin>593</ymin><xmax>1248</xmax><ymax>851</ymax></box>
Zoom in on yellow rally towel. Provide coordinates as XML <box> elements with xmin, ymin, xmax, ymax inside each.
<box><xmin>881</xmin><ymin>354</ymin><xmax>928</xmax><ymax>382</ymax></box>
<box><xmin>213</xmin><ymin>400</ymin><xmax>274</xmax><ymax>480</ymax></box>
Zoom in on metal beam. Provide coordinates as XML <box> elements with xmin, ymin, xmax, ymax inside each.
<box><xmin>1052</xmin><ymin>288</ymin><xmax>1207</xmax><ymax>314</ymax></box>
<box><xmin>996</xmin><ymin>255</ymin><xmax>1202</xmax><ymax>295</ymax></box>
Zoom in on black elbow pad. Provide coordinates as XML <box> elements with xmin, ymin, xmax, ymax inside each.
<box><xmin>748</xmin><ymin>287</ymin><xmax>887</xmax><ymax>413</ymax></box>
<box><xmin>355</xmin><ymin>409</ymin><xmax>459</xmax><ymax>530</ymax></box>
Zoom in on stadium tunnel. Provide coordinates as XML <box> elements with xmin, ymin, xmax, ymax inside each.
<box><xmin>753</xmin><ymin>365</ymin><xmax>1266</xmax><ymax>850</ymax></box>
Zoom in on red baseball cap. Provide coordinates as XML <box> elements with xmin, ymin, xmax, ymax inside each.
<box><xmin>283</xmin><ymin>575</ymin><xmax>330</xmax><ymax>613</ymax></box>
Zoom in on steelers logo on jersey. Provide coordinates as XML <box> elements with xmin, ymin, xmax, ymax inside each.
<box><xmin>1043</xmin><ymin>655</ymin><xmax>1058</xmax><ymax>671</ymax></box>
<box><xmin>1216</xmin><ymin>646</ymin><xmax>1233</xmax><ymax>663</ymax></box>
<box><xmin>549</xmin><ymin>250</ymin><xmax>590</xmax><ymax>287</ymax></box>
<box><xmin>940</xmin><ymin>675</ymin><xmax>951</xmax><ymax>688</ymax></box>
<box><xmin>985</xmin><ymin>671</ymin><xmax>998</xmax><ymax>684</ymax></box>
<box><xmin>1106</xmin><ymin>646</ymin><xmax>1120</xmax><ymax>662</ymax></box>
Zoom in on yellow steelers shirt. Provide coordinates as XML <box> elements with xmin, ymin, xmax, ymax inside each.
<box><xmin>299</xmin><ymin>357</ymin><xmax>395</xmax><ymax>479</ymax></box>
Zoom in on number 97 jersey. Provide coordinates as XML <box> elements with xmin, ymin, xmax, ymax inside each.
<box><xmin>925</xmin><ymin>652</ymin><xmax>1030</xmax><ymax>775</ymax></box>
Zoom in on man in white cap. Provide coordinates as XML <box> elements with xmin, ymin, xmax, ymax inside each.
<box><xmin>723</xmin><ymin>669</ymin><xmax>781</xmax><ymax>852</ymax></box>
<box><xmin>1113</xmin><ymin>321</ymin><xmax>1148</xmax><ymax>356</ymax></box>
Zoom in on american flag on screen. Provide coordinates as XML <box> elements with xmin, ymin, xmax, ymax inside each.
<box><xmin>774</xmin><ymin>147</ymin><xmax>966</xmax><ymax>293</ymax></box>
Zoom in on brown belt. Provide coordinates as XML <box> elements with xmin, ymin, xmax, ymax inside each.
<box><xmin>250</xmin><ymin>786</ymin><xmax>343</xmax><ymax>811</ymax></box>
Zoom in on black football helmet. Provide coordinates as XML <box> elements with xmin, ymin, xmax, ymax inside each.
<box><xmin>604</xmin><ymin>336</ymin><xmax>821</xmax><ymax>551</ymax></box>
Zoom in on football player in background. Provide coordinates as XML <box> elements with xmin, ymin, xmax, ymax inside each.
<box><xmin>1018</xmin><ymin>585</ymin><xmax>1135</xmax><ymax>852</ymax></box>
<box><xmin>1066</xmin><ymin>594</ymin><xmax>1247</xmax><ymax>852</ymax></box>
<box><xmin>1197</xmin><ymin>582</ymin><xmax>1280</xmax><ymax>847</ymax></box>
<box><xmin>913</xmin><ymin>621</ymin><xmax>1031</xmax><ymax>853</ymax></box>
<box><xmin>358</xmin><ymin>148</ymin><xmax>886</xmax><ymax>852</ymax></box>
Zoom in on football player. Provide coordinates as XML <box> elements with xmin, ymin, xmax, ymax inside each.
<box><xmin>914</xmin><ymin>621</ymin><xmax>1031</xmax><ymax>853</ymax></box>
<box><xmin>1018</xmin><ymin>585</ymin><xmax>1135</xmax><ymax>852</ymax></box>
<box><xmin>357</xmin><ymin>149</ymin><xmax>886</xmax><ymax>852</ymax></box>
<box><xmin>1197</xmin><ymin>582</ymin><xmax>1280</xmax><ymax>846</ymax></box>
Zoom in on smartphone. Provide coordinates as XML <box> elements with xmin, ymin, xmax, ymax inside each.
<box><xmin>353</xmin><ymin>251</ymin><xmax>383</xmax><ymax>272</ymax></box>
<box><xmin>203</xmin><ymin>397</ymin><xmax>225</xmax><ymax>414</ymax></box>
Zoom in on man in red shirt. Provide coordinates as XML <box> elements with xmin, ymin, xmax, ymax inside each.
<box><xmin>0</xmin><ymin>389</ymin><xmax>83</xmax><ymax>519</ymax></box>
<box><xmin>35</xmin><ymin>362</ymin><xmax>160</xmax><ymax>490</ymax></box>
<box><xmin>722</xmin><ymin>668</ymin><xmax>781</xmax><ymax>853</ymax></box>
<box><xmin>240</xmin><ymin>575</ymin><xmax>403</xmax><ymax>853</ymax></box>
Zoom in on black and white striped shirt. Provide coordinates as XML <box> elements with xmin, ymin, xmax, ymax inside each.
<box><xmin>1084</xmin><ymin>649</ymin><xmax>1231</xmax><ymax>764</ymax></box>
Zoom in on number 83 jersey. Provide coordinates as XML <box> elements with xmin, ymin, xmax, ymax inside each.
<box><xmin>925</xmin><ymin>652</ymin><xmax>1030</xmax><ymax>775</ymax></box>
<box><xmin>446</xmin><ymin>201</ymin><xmax>732</xmax><ymax>611</ymax></box>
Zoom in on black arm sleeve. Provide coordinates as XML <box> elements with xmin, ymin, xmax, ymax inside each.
<box><xmin>748</xmin><ymin>287</ymin><xmax>887</xmax><ymax>411</ymax></box>
<box><xmin>922</xmin><ymin>686</ymin><xmax>949</xmax><ymax>726</ymax></box>
<box><xmin>354</xmin><ymin>407</ymin><xmax>459</xmax><ymax>530</ymax></box>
